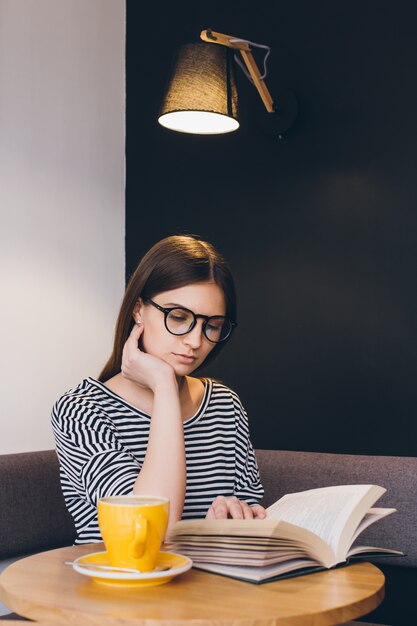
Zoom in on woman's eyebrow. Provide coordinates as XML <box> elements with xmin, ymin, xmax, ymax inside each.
<box><xmin>162</xmin><ymin>302</ymin><xmax>226</xmax><ymax>316</ymax></box>
<box><xmin>163</xmin><ymin>302</ymin><xmax>189</xmax><ymax>308</ymax></box>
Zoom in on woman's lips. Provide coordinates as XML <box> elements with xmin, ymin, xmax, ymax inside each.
<box><xmin>173</xmin><ymin>353</ymin><xmax>196</xmax><ymax>364</ymax></box>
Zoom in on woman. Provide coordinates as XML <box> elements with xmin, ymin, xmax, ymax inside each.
<box><xmin>52</xmin><ymin>235</ymin><xmax>265</xmax><ymax>543</ymax></box>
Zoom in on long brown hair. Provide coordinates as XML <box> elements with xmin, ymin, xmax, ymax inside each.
<box><xmin>99</xmin><ymin>235</ymin><xmax>237</xmax><ymax>382</ymax></box>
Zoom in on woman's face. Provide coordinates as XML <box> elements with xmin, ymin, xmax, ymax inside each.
<box><xmin>135</xmin><ymin>282</ymin><xmax>227</xmax><ymax>376</ymax></box>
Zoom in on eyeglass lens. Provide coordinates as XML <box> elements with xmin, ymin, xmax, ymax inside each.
<box><xmin>166</xmin><ymin>308</ymin><xmax>231</xmax><ymax>342</ymax></box>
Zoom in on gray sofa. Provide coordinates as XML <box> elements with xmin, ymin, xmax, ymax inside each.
<box><xmin>1</xmin><ymin>449</ymin><xmax>416</xmax><ymax>624</ymax></box>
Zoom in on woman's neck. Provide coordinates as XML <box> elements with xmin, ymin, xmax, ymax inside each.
<box><xmin>176</xmin><ymin>375</ymin><xmax>186</xmax><ymax>390</ymax></box>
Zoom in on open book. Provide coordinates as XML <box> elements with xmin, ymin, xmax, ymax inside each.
<box><xmin>166</xmin><ymin>485</ymin><xmax>403</xmax><ymax>583</ymax></box>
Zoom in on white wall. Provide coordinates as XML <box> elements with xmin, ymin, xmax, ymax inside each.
<box><xmin>0</xmin><ymin>0</ymin><xmax>125</xmax><ymax>454</ymax></box>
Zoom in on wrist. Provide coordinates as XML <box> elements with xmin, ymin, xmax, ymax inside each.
<box><xmin>152</xmin><ymin>370</ymin><xmax>179</xmax><ymax>394</ymax></box>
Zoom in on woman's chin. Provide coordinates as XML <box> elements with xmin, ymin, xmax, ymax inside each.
<box><xmin>173</xmin><ymin>364</ymin><xmax>197</xmax><ymax>377</ymax></box>
<box><xmin>169</xmin><ymin>360</ymin><xmax>200</xmax><ymax>378</ymax></box>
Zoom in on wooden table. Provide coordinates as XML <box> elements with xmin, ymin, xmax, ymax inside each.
<box><xmin>0</xmin><ymin>543</ymin><xmax>385</xmax><ymax>626</ymax></box>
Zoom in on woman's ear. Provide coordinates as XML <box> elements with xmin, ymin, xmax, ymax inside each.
<box><xmin>132</xmin><ymin>299</ymin><xmax>143</xmax><ymax>325</ymax></box>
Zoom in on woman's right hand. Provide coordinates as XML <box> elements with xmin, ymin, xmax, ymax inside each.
<box><xmin>121</xmin><ymin>324</ymin><xmax>176</xmax><ymax>392</ymax></box>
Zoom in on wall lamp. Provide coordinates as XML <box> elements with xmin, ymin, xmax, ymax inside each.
<box><xmin>158</xmin><ymin>29</ymin><xmax>297</xmax><ymax>136</ymax></box>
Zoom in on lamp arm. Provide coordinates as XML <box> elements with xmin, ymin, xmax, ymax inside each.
<box><xmin>200</xmin><ymin>29</ymin><xmax>275</xmax><ymax>113</ymax></box>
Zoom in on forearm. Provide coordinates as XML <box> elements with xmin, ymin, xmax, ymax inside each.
<box><xmin>132</xmin><ymin>377</ymin><xmax>186</xmax><ymax>529</ymax></box>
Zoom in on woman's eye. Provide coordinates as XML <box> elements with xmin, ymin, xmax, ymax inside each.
<box><xmin>207</xmin><ymin>323</ymin><xmax>222</xmax><ymax>332</ymax></box>
<box><xmin>170</xmin><ymin>312</ymin><xmax>189</xmax><ymax>322</ymax></box>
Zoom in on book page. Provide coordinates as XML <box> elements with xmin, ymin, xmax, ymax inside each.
<box><xmin>266</xmin><ymin>484</ymin><xmax>385</xmax><ymax>558</ymax></box>
<box><xmin>348</xmin><ymin>545</ymin><xmax>404</xmax><ymax>557</ymax></box>
<box><xmin>183</xmin><ymin>550</ymin><xmax>306</xmax><ymax>566</ymax></box>
<box><xmin>350</xmin><ymin>507</ymin><xmax>396</xmax><ymax>544</ymax></box>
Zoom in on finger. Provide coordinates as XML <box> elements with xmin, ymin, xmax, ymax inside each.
<box><xmin>240</xmin><ymin>501</ymin><xmax>255</xmax><ymax>520</ymax></box>
<box><xmin>124</xmin><ymin>324</ymin><xmax>144</xmax><ymax>357</ymax></box>
<box><xmin>210</xmin><ymin>496</ymin><xmax>229</xmax><ymax>519</ymax></box>
<box><xmin>128</xmin><ymin>322</ymin><xmax>144</xmax><ymax>340</ymax></box>
<box><xmin>205</xmin><ymin>506</ymin><xmax>216</xmax><ymax>520</ymax></box>
<box><xmin>227</xmin><ymin>497</ymin><xmax>245</xmax><ymax>519</ymax></box>
<box><xmin>251</xmin><ymin>504</ymin><xmax>267</xmax><ymax>519</ymax></box>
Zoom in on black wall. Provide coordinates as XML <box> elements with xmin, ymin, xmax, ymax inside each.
<box><xmin>126</xmin><ymin>1</ymin><xmax>417</xmax><ymax>456</ymax></box>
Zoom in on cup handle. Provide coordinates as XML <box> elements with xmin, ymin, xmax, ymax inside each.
<box><xmin>129</xmin><ymin>514</ymin><xmax>148</xmax><ymax>559</ymax></box>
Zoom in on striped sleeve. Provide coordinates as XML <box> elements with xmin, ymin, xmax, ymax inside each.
<box><xmin>51</xmin><ymin>394</ymin><xmax>141</xmax><ymax>507</ymax></box>
<box><xmin>231</xmin><ymin>392</ymin><xmax>264</xmax><ymax>505</ymax></box>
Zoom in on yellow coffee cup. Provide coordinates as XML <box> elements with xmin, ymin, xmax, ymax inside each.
<box><xmin>97</xmin><ymin>495</ymin><xmax>169</xmax><ymax>572</ymax></box>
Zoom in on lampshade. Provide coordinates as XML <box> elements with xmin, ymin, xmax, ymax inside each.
<box><xmin>158</xmin><ymin>43</ymin><xmax>239</xmax><ymax>134</ymax></box>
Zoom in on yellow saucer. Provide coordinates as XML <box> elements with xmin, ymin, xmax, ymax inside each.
<box><xmin>72</xmin><ymin>550</ymin><xmax>192</xmax><ymax>587</ymax></box>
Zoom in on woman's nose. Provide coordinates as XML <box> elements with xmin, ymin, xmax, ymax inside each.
<box><xmin>183</xmin><ymin>321</ymin><xmax>204</xmax><ymax>348</ymax></box>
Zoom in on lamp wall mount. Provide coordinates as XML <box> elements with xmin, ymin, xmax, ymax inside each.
<box><xmin>200</xmin><ymin>29</ymin><xmax>274</xmax><ymax>113</ymax></box>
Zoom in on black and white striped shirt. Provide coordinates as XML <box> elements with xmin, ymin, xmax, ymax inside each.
<box><xmin>51</xmin><ymin>377</ymin><xmax>264</xmax><ymax>543</ymax></box>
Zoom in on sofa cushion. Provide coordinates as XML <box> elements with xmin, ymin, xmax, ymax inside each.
<box><xmin>255</xmin><ymin>449</ymin><xmax>417</xmax><ymax>568</ymax></box>
<box><xmin>0</xmin><ymin>450</ymin><xmax>76</xmax><ymax>559</ymax></box>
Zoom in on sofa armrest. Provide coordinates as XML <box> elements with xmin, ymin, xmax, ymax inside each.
<box><xmin>0</xmin><ymin>450</ymin><xmax>76</xmax><ymax>560</ymax></box>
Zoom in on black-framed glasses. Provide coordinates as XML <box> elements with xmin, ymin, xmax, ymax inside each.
<box><xmin>143</xmin><ymin>298</ymin><xmax>236</xmax><ymax>343</ymax></box>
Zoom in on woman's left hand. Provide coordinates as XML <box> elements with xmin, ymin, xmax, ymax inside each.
<box><xmin>205</xmin><ymin>496</ymin><xmax>267</xmax><ymax>520</ymax></box>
